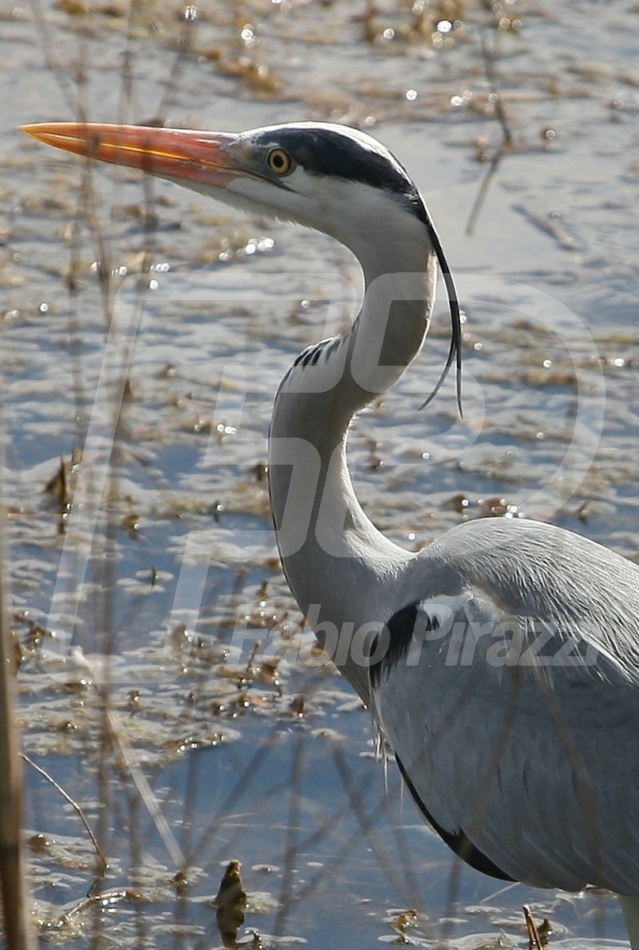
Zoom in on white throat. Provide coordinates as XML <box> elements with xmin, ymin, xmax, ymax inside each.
<box><xmin>267</xmin><ymin>189</ymin><xmax>437</xmax><ymax>698</ymax></box>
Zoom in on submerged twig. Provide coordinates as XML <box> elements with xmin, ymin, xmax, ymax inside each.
<box><xmin>47</xmin><ymin>888</ymin><xmax>139</xmax><ymax>932</ymax></box>
<box><xmin>21</xmin><ymin>753</ymin><xmax>107</xmax><ymax>877</ymax></box>
<box><xmin>465</xmin><ymin>23</ymin><xmax>515</xmax><ymax>236</ymax></box>
<box><xmin>465</xmin><ymin>151</ymin><xmax>503</xmax><ymax>237</ymax></box>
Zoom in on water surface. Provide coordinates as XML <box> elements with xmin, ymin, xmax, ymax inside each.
<box><xmin>3</xmin><ymin>1</ymin><xmax>639</xmax><ymax>947</ymax></box>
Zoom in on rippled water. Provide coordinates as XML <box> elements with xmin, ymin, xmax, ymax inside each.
<box><xmin>3</xmin><ymin>1</ymin><xmax>639</xmax><ymax>947</ymax></box>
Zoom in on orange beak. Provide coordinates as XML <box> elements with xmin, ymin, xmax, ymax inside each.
<box><xmin>20</xmin><ymin>122</ymin><xmax>243</xmax><ymax>189</ymax></box>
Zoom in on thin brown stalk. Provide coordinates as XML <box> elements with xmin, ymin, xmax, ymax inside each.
<box><xmin>523</xmin><ymin>903</ymin><xmax>543</xmax><ymax>950</ymax></box>
<box><xmin>0</xmin><ymin>414</ymin><xmax>35</xmax><ymax>948</ymax></box>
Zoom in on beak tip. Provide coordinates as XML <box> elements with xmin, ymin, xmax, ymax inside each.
<box><xmin>19</xmin><ymin>124</ymin><xmax>49</xmax><ymax>143</ymax></box>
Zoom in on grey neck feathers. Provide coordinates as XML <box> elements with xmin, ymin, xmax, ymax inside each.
<box><xmin>268</xmin><ymin>225</ymin><xmax>437</xmax><ymax>699</ymax></box>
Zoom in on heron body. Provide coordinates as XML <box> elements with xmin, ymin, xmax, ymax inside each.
<box><xmin>22</xmin><ymin>119</ymin><xmax>639</xmax><ymax>944</ymax></box>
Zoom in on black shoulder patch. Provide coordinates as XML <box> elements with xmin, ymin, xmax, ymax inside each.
<box><xmin>369</xmin><ymin>602</ymin><xmax>440</xmax><ymax>689</ymax></box>
<box><xmin>395</xmin><ymin>755</ymin><xmax>515</xmax><ymax>882</ymax></box>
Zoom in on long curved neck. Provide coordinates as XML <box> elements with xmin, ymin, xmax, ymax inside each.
<box><xmin>269</xmin><ymin>215</ymin><xmax>437</xmax><ymax>698</ymax></box>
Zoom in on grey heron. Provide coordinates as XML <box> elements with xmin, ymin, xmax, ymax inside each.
<box><xmin>22</xmin><ymin>120</ymin><xmax>639</xmax><ymax>946</ymax></box>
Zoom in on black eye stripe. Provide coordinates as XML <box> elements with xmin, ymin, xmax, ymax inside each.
<box><xmin>255</xmin><ymin>127</ymin><xmax>429</xmax><ymax>225</ymax></box>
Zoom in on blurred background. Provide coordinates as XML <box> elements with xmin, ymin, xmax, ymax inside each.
<box><xmin>2</xmin><ymin>1</ymin><xmax>639</xmax><ymax>946</ymax></box>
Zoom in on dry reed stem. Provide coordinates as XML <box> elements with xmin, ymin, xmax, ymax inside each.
<box><xmin>0</xmin><ymin>414</ymin><xmax>35</xmax><ymax>948</ymax></box>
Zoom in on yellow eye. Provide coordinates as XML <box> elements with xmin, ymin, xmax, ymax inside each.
<box><xmin>267</xmin><ymin>148</ymin><xmax>292</xmax><ymax>176</ymax></box>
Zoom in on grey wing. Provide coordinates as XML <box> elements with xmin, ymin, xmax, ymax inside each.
<box><xmin>370</xmin><ymin>587</ymin><xmax>639</xmax><ymax>895</ymax></box>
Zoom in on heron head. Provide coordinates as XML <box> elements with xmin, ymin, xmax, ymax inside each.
<box><xmin>20</xmin><ymin>120</ymin><xmax>432</xmax><ymax>264</ymax></box>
